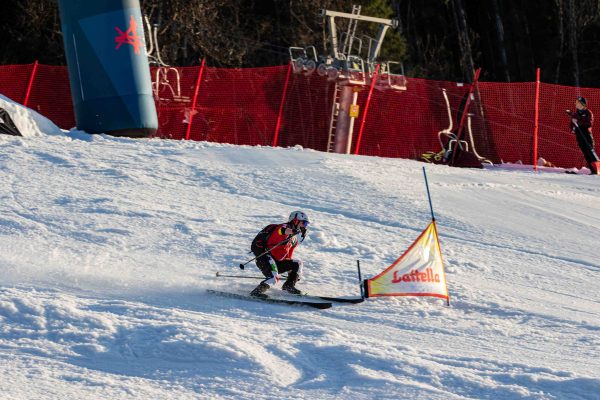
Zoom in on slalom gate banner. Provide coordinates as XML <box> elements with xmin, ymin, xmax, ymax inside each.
<box><xmin>364</xmin><ymin>221</ymin><xmax>449</xmax><ymax>302</ymax></box>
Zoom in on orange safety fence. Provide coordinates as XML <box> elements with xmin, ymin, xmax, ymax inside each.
<box><xmin>1</xmin><ymin>62</ymin><xmax>598</xmax><ymax>170</ymax></box>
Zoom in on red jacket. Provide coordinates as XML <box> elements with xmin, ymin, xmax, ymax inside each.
<box><xmin>266</xmin><ymin>223</ymin><xmax>299</xmax><ymax>261</ymax></box>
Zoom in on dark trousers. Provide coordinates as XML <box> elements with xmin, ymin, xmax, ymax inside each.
<box><xmin>256</xmin><ymin>255</ymin><xmax>301</xmax><ymax>285</ymax></box>
<box><xmin>575</xmin><ymin>128</ymin><xmax>599</xmax><ymax>173</ymax></box>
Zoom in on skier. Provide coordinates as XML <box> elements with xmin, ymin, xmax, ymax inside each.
<box><xmin>566</xmin><ymin>96</ymin><xmax>599</xmax><ymax>174</ymax></box>
<box><xmin>249</xmin><ymin>211</ymin><xmax>310</xmax><ymax>297</ymax></box>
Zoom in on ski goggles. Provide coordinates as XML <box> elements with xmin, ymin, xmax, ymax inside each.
<box><xmin>298</xmin><ymin>220</ymin><xmax>310</xmax><ymax>227</ymax></box>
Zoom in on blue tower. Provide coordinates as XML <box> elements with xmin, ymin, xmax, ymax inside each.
<box><xmin>57</xmin><ymin>0</ymin><xmax>157</xmax><ymax>137</ymax></box>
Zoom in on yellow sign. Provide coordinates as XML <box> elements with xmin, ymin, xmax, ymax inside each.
<box><xmin>349</xmin><ymin>104</ymin><xmax>360</xmax><ymax>118</ymax></box>
<box><xmin>365</xmin><ymin>221</ymin><xmax>449</xmax><ymax>301</ymax></box>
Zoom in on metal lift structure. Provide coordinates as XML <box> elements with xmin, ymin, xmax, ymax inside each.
<box><xmin>289</xmin><ymin>6</ymin><xmax>407</xmax><ymax>154</ymax></box>
<box><xmin>144</xmin><ymin>14</ymin><xmax>190</xmax><ymax>104</ymax></box>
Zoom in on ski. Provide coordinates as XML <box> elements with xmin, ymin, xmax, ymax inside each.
<box><xmin>207</xmin><ymin>289</ymin><xmax>332</xmax><ymax>309</ymax></box>
<box><xmin>310</xmin><ymin>295</ymin><xmax>364</xmax><ymax>304</ymax></box>
<box><xmin>296</xmin><ymin>293</ymin><xmax>364</xmax><ymax>303</ymax></box>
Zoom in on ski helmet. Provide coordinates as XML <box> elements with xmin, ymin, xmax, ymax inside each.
<box><xmin>288</xmin><ymin>211</ymin><xmax>310</xmax><ymax>227</ymax></box>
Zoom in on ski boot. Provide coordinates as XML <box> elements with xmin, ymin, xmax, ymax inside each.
<box><xmin>250</xmin><ymin>282</ymin><xmax>270</xmax><ymax>298</ymax></box>
<box><xmin>282</xmin><ymin>272</ymin><xmax>302</xmax><ymax>295</ymax></box>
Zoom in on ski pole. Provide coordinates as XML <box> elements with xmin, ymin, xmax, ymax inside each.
<box><xmin>216</xmin><ymin>271</ymin><xmax>288</xmax><ymax>280</ymax></box>
<box><xmin>356</xmin><ymin>260</ymin><xmax>365</xmax><ymax>299</ymax></box>
<box><xmin>238</xmin><ymin>231</ymin><xmax>299</xmax><ymax>269</ymax></box>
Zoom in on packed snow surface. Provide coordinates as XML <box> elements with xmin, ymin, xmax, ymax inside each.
<box><xmin>0</xmin><ymin>129</ymin><xmax>599</xmax><ymax>399</ymax></box>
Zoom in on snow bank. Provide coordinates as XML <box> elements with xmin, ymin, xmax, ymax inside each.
<box><xmin>0</xmin><ymin>94</ymin><xmax>64</xmax><ymax>137</ymax></box>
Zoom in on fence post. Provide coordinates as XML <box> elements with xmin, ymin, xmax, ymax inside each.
<box><xmin>272</xmin><ymin>62</ymin><xmax>292</xmax><ymax>147</ymax></box>
<box><xmin>23</xmin><ymin>60</ymin><xmax>39</xmax><ymax>107</ymax></box>
<box><xmin>354</xmin><ymin>63</ymin><xmax>380</xmax><ymax>155</ymax></box>
<box><xmin>450</xmin><ymin>67</ymin><xmax>481</xmax><ymax>165</ymax></box>
<box><xmin>533</xmin><ymin>68</ymin><xmax>540</xmax><ymax>172</ymax></box>
<box><xmin>185</xmin><ymin>58</ymin><xmax>206</xmax><ymax>141</ymax></box>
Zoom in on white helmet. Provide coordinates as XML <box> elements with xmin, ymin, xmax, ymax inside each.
<box><xmin>288</xmin><ymin>211</ymin><xmax>310</xmax><ymax>227</ymax></box>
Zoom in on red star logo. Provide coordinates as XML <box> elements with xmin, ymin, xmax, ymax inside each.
<box><xmin>115</xmin><ymin>15</ymin><xmax>142</xmax><ymax>54</ymax></box>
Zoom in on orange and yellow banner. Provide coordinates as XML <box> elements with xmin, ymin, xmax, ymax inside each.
<box><xmin>366</xmin><ymin>221</ymin><xmax>449</xmax><ymax>301</ymax></box>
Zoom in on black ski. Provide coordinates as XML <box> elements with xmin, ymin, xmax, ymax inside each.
<box><xmin>309</xmin><ymin>295</ymin><xmax>364</xmax><ymax>304</ymax></box>
<box><xmin>291</xmin><ymin>291</ymin><xmax>364</xmax><ymax>303</ymax></box>
<box><xmin>207</xmin><ymin>289</ymin><xmax>332</xmax><ymax>309</ymax></box>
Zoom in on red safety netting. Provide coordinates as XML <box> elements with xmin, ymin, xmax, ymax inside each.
<box><xmin>537</xmin><ymin>83</ymin><xmax>599</xmax><ymax>169</ymax></box>
<box><xmin>190</xmin><ymin>65</ymin><xmax>283</xmax><ymax>145</ymax></box>
<box><xmin>0</xmin><ymin>64</ymin><xmax>33</xmax><ymax>105</ymax></box>
<box><xmin>456</xmin><ymin>81</ymin><xmax>596</xmax><ymax>168</ymax></box>
<box><xmin>151</xmin><ymin>65</ymin><xmax>199</xmax><ymax>140</ymax></box>
<box><xmin>353</xmin><ymin>78</ymin><xmax>473</xmax><ymax>159</ymax></box>
<box><xmin>26</xmin><ymin>64</ymin><xmax>75</xmax><ymax>129</ymax></box>
<box><xmin>277</xmin><ymin>72</ymin><xmax>333</xmax><ymax>151</ymax></box>
<box><xmin>1</xmin><ymin>63</ymin><xmax>598</xmax><ymax>171</ymax></box>
<box><xmin>470</xmin><ymin>81</ymin><xmax>536</xmax><ymax>164</ymax></box>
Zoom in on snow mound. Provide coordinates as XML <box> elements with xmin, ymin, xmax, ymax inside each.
<box><xmin>0</xmin><ymin>94</ymin><xmax>64</xmax><ymax>137</ymax></box>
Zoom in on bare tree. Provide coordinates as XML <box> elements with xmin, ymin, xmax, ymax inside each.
<box><xmin>554</xmin><ymin>0</ymin><xmax>565</xmax><ymax>83</ymax></box>
<box><xmin>450</xmin><ymin>0</ymin><xmax>476</xmax><ymax>82</ymax></box>
<box><xmin>490</xmin><ymin>0</ymin><xmax>510</xmax><ymax>82</ymax></box>
<box><xmin>0</xmin><ymin>0</ymin><xmax>63</xmax><ymax>64</ymax></box>
<box><xmin>566</xmin><ymin>0</ymin><xmax>580</xmax><ymax>86</ymax></box>
<box><xmin>5</xmin><ymin>0</ymin><xmax>600</xmax><ymax>87</ymax></box>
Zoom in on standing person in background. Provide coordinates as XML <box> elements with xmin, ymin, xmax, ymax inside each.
<box><xmin>566</xmin><ymin>97</ymin><xmax>600</xmax><ymax>175</ymax></box>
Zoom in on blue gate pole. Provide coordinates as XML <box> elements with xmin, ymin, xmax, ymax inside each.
<box><xmin>422</xmin><ymin>166</ymin><xmax>436</xmax><ymax>221</ymax></box>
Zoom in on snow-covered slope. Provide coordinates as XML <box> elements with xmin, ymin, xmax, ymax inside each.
<box><xmin>0</xmin><ymin>130</ymin><xmax>599</xmax><ymax>399</ymax></box>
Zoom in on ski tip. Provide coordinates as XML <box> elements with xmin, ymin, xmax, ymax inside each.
<box><xmin>311</xmin><ymin>302</ymin><xmax>333</xmax><ymax>310</ymax></box>
<box><xmin>315</xmin><ymin>296</ymin><xmax>365</xmax><ymax>304</ymax></box>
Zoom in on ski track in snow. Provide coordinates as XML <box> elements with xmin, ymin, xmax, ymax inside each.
<box><xmin>0</xmin><ymin>132</ymin><xmax>599</xmax><ymax>399</ymax></box>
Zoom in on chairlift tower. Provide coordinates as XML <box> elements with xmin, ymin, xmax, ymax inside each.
<box><xmin>289</xmin><ymin>6</ymin><xmax>407</xmax><ymax>154</ymax></box>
